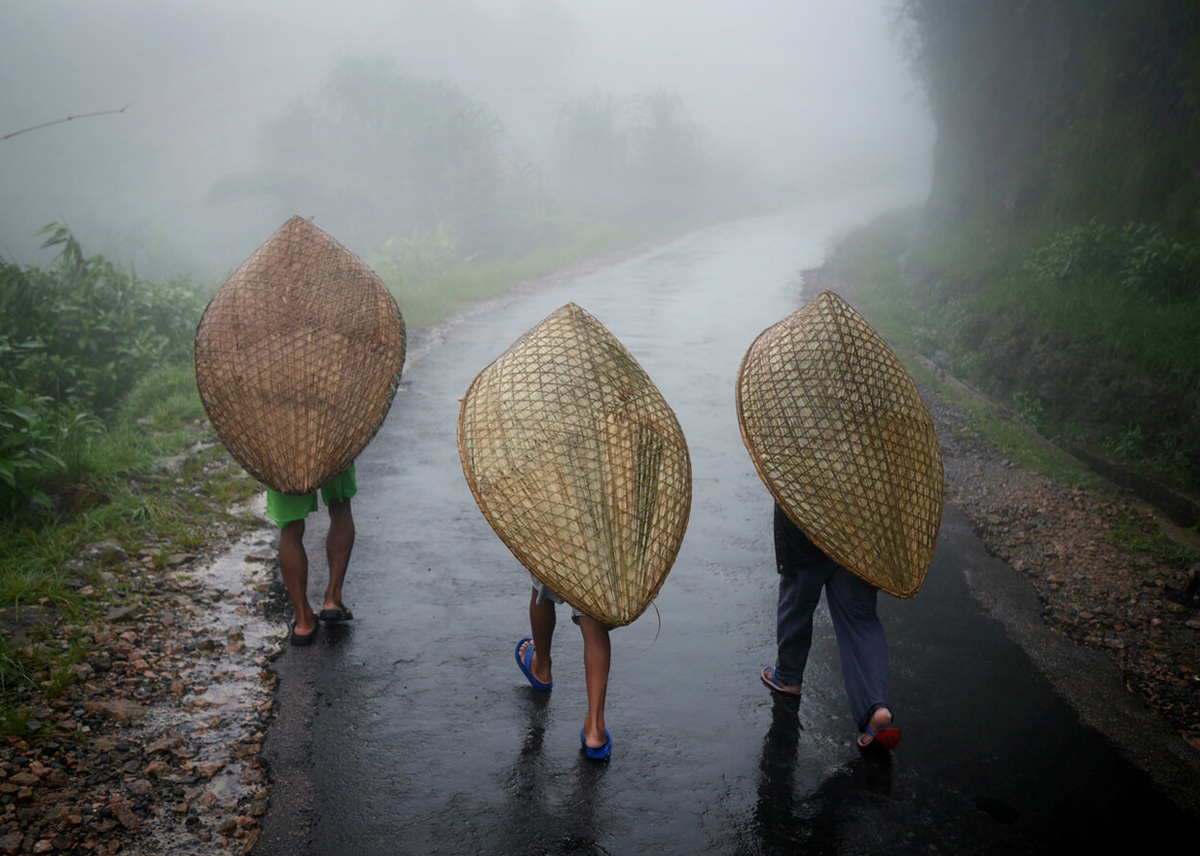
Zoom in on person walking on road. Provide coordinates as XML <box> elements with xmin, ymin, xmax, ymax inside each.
<box><xmin>459</xmin><ymin>304</ymin><xmax>693</xmax><ymax>765</ymax></box>
<box><xmin>737</xmin><ymin>291</ymin><xmax>945</xmax><ymax>752</ymax></box>
<box><xmin>760</xmin><ymin>503</ymin><xmax>900</xmax><ymax>750</ymax></box>
<box><xmin>267</xmin><ymin>465</ymin><xmax>359</xmax><ymax>645</ymax></box>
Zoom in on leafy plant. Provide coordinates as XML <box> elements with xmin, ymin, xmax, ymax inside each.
<box><xmin>1024</xmin><ymin>219</ymin><xmax>1200</xmax><ymax>304</ymax></box>
<box><xmin>0</xmin><ymin>225</ymin><xmax>204</xmax><ymax>413</ymax></box>
<box><xmin>1024</xmin><ymin>219</ymin><xmax>1122</xmax><ymax>284</ymax></box>
<box><xmin>1011</xmin><ymin>391</ymin><xmax>1046</xmax><ymax>432</ymax></box>
<box><xmin>1119</xmin><ymin>223</ymin><xmax>1200</xmax><ymax>301</ymax></box>
<box><xmin>0</xmin><ymin>380</ymin><xmax>65</xmax><ymax>512</ymax></box>
<box><xmin>370</xmin><ymin>223</ymin><xmax>471</xmax><ymax>289</ymax></box>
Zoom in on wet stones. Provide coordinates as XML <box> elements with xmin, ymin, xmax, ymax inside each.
<box><xmin>0</xmin><ymin>524</ymin><xmax>282</xmax><ymax>853</ymax></box>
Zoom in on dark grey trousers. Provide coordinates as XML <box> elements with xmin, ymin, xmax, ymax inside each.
<box><xmin>772</xmin><ymin>505</ymin><xmax>890</xmax><ymax>730</ymax></box>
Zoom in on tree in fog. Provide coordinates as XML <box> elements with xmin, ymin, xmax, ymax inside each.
<box><xmin>551</xmin><ymin>88</ymin><xmax>710</xmax><ymax>227</ymax></box>
<box><xmin>208</xmin><ymin>58</ymin><xmax>507</xmax><ymax>254</ymax></box>
<box><xmin>553</xmin><ymin>91</ymin><xmax>627</xmax><ymax>220</ymax></box>
<box><xmin>630</xmin><ymin>90</ymin><xmax>707</xmax><ymax>222</ymax></box>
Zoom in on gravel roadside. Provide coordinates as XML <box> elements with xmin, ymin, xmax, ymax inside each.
<box><xmin>0</xmin><ymin>498</ymin><xmax>283</xmax><ymax>855</ymax></box>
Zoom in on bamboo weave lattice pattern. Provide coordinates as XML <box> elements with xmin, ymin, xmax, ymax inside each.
<box><xmin>737</xmin><ymin>290</ymin><xmax>943</xmax><ymax>598</ymax></box>
<box><xmin>458</xmin><ymin>303</ymin><xmax>691</xmax><ymax>627</ymax></box>
<box><xmin>194</xmin><ymin>216</ymin><xmax>406</xmax><ymax>495</ymax></box>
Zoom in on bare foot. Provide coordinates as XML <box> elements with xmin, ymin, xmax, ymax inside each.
<box><xmin>857</xmin><ymin>707</ymin><xmax>896</xmax><ymax>748</ymax></box>
<box><xmin>517</xmin><ymin>639</ymin><xmax>552</xmax><ymax>686</ymax></box>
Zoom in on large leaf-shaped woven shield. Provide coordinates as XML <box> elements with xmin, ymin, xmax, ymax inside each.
<box><xmin>458</xmin><ymin>303</ymin><xmax>692</xmax><ymax>627</ymax></box>
<box><xmin>736</xmin><ymin>290</ymin><xmax>942</xmax><ymax>598</ymax></box>
<box><xmin>194</xmin><ymin>216</ymin><xmax>406</xmax><ymax>495</ymax></box>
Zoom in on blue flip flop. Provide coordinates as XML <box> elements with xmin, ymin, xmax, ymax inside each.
<box><xmin>515</xmin><ymin>638</ymin><xmax>552</xmax><ymax>691</ymax></box>
<box><xmin>760</xmin><ymin>666</ymin><xmax>802</xmax><ymax>697</ymax></box>
<box><xmin>581</xmin><ymin>728</ymin><xmax>612</xmax><ymax>761</ymax></box>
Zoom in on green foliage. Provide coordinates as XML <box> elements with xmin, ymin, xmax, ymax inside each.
<box><xmin>1108</xmin><ymin>516</ymin><xmax>1200</xmax><ymax>567</ymax></box>
<box><xmin>1119</xmin><ymin>224</ymin><xmax>1200</xmax><ymax>300</ymax></box>
<box><xmin>115</xmin><ymin>363</ymin><xmax>206</xmax><ymax>432</ymax></box>
<box><xmin>1024</xmin><ymin>219</ymin><xmax>1200</xmax><ymax>303</ymax></box>
<box><xmin>370</xmin><ymin>223</ymin><xmax>473</xmax><ymax>291</ymax></box>
<box><xmin>1011</xmin><ymin>391</ymin><xmax>1046</xmax><ymax>432</ymax></box>
<box><xmin>0</xmin><ymin>225</ymin><xmax>204</xmax><ymax>413</ymax></box>
<box><xmin>0</xmin><ymin>380</ymin><xmax>65</xmax><ymax>512</ymax></box>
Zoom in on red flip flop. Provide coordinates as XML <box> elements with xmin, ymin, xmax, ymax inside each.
<box><xmin>857</xmin><ymin>724</ymin><xmax>901</xmax><ymax>750</ymax></box>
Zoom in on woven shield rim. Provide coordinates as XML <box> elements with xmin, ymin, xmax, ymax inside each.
<box><xmin>735</xmin><ymin>291</ymin><xmax>943</xmax><ymax>598</ymax></box>
<box><xmin>457</xmin><ymin>303</ymin><xmax>692</xmax><ymax>626</ymax></box>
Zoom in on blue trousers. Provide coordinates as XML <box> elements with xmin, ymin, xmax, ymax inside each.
<box><xmin>773</xmin><ymin>505</ymin><xmax>890</xmax><ymax>730</ymax></box>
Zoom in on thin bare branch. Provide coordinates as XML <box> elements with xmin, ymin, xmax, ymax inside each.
<box><xmin>1</xmin><ymin>104</ymin><xmax>133</xmax><ymax>142</ymax></box>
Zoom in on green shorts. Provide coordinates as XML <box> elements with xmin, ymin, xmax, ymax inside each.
<box><xmin>265</xmin><ymin>464</ymin><xmax>357</xmax><ymax>528</ymax></box>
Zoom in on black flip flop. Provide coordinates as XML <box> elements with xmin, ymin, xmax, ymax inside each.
<box><xmin>319</xmin><ymin>603</ymin><xmax>354</xmax><ymax>622</ymax></box>
<box><xmin>289</xmin><ymin>621</ymin><xmax>317</xmax><ymax>646</ymax></box>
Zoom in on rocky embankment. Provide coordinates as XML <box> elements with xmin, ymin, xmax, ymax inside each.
<box><xmin>929</xmin><ymin>392</ymin><xmax>1200</xmax><ymax>748</ymax></box>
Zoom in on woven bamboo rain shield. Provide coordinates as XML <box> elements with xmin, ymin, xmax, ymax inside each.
<box><xmin>736</xmin><ymin>290</ymin><xmax>943</xmax><ymax>598</ymax></box>
<box><xmin>194</xmin><ymin>216</ymin><xmax>406</xmax><ymax>495</ymax></box>
<box><xmin>458</xmin><ymin>303</ymin><xmax>691</xmax><ymax>627</ymax></box>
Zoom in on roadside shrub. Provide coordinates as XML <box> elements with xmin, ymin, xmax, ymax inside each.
<box><xmin>1118</xmin><ymin>223</ymin><xmax>1200</xmax><ymax>300</ymax></box>
<box><xmin>0</xmin><ymin>380</ymin><xmax>64</xmax><ymax>512</ymax></box>
<box><xmin>0</xmin><ymin>225</ymin><xmax>205</xmax><ymax>413</ymax></box>
<box><xmin>369</xmin><ymin>223</ymin><xmax>473</xmax><ymax>291</ymax></box>
<box><xmin>1023</xmin><ymin>219</ymin><xmax>1122</xmax><ymax>284</ymax></box>
<box><xmin>1025</xmin><ymin>219</ymin><xmax>1200</xmax><ymax>303</ymax></box>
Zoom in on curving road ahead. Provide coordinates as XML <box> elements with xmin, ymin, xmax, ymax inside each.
<box><xmin>254</xmin><ymin>188</ymin><xmax>1199</xmax><ymax>855</ymax></box>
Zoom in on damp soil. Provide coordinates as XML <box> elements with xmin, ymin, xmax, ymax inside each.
<box><xmin>0</xmin><ymin>503</ymin><xmax>283</xmax><ymax>855</ymax></box>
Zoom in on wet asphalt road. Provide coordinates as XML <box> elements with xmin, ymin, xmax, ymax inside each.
<box><xmin>255</xmin><ymin>189</ymin><xmax>1200</xmax><ymax>855</ymax></box>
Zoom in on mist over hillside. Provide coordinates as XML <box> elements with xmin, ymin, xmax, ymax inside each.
<box><xmin>0</xmin><ymin>0</ymin><xmax>932</xmax><ymax>279</ymax></box>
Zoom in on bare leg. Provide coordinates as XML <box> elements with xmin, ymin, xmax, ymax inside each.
<box><xmin>579</xmin><ymin>615</ymin><xmax>611</xmax><ymax>748</ymax></box>
<box><xmin>279</xmin><ymin>520</ymin><xmax>316</xmax><ymax>635</ymax></box>
<box><xmin>520</xmin><ymin>587</ymin><xmax>556</xmax><ymax>686</ymax></box>
<box><xmin>324</xmin><ymin>499</ymin><xmax>355</xmax><ymax>611</ymax></box>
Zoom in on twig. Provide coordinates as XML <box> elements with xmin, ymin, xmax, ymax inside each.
<box><xmin>1</xmin><ymin>104</ymin><xmax>133</xmax><ymax>142</ymax></box>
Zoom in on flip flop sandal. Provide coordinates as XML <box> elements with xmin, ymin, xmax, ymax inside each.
<box><xmin>289</xmin><ymin>621</ymin><xmax>317</xmax><ymax>646</ymax></box>
<box><xmin>581</xmin><ymin>728</ymin><xmax>612</xmax><ymax>761</ymax></box>
<box><xmin>857</xmin><ymin>724</ymin><xmax>902</xmax><ymax>751</ymax></box>
<box><xmin>319</xmin><ymin>603</ymin><xmax>354</xmax><ymax>622</ymax></box>
<box><xmin>515</xmin><ymin>638</ymin><xmax>552</xmax><ymax>691</ymax></box>
<box><xmin>760</xmin><ymin>666</ymin><xmax>802</xmax><ymax>697</ymax></box>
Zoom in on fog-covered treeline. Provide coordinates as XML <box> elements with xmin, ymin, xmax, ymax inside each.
<box><xmin>204</xmin><ymin>58</ymin><xmax>754</xmax><ymax>264</ymax></box>
<box><xmin>1</xmin><ymin>1</ymin><xmax>932</xmax><ymax>279</ymax></box>
<box><xmin>893</xmin><ymin>0</ymin><xmax>1200</xmax><ymax>487</ymax></box>
<box><xmin>901</xmin><ymin>0</ymin><xmax>1200</xmax><ymax>239</ymax></box>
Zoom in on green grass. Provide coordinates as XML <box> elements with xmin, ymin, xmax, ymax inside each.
<box><xmin>830</xmin><ymin>209</ymin><xmax>1110</xmax><ymax>489</ymax></box>
<box><xmin>0</xmin><ymin>362</ymin><xmax>264</xmax><ymax>728</ymax></box>
<box><xmin>826</xmin><ymin>208</ymin><xmax>924</xmax><ymax>353</ymax></box>
<box><xmin>1107</xmin><ymin>516</ymin><xmax>1200</xmax><ymax>567</ymax></box>
<box><xmin>977</xmin><ymin>272</ymin><xmax>1200</xmax><ymax>386</ymax></box>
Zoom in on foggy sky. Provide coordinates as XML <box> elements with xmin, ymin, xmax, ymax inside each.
<box><xmin>0</xmin><ymin>0</ymin><xmax>932</xmax><ymax>275</ymax></box>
